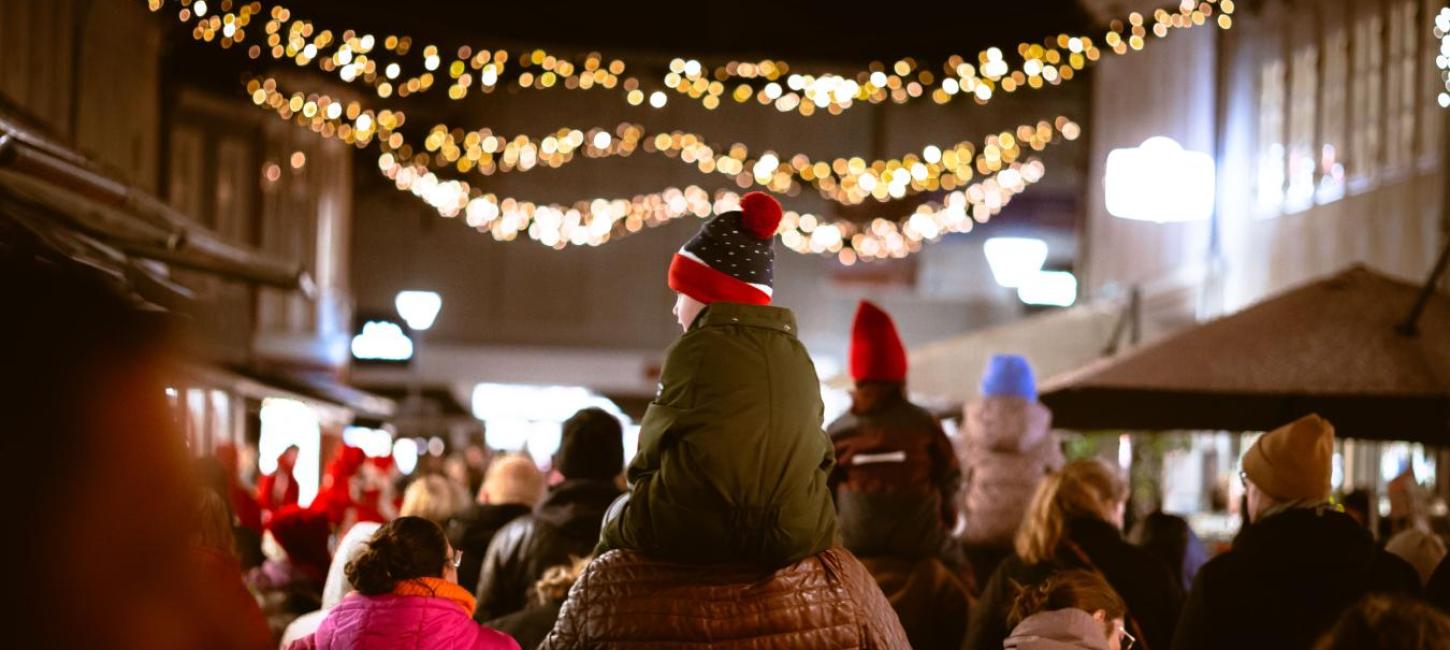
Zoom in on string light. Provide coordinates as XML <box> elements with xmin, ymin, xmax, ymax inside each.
<box><xmin>249</xmin><ymin>70</ymin><xmax>1080</xmax><ymax>209</ymax></box>
<box><xmin>241</xmin><ymin>75</ymin><xmax>1059</xmax><ymax>261</ymax></box>
<box><xmin>152</xmin><ymin>0</ymin><xmax>1232</xmax><ymax>115</ymax></box>
<box><xmin>1436</xmin><ymin>7</ymin><xmax>1450</xmax><ymax>108</ymax></box>
<box><xmin>378</xmin><ymin>150</ymin><xmax>1046</xmax><ymax>263</ymax></box>
<box><xmin>412</xmin><ymin>112</ymin><xmax>1078</xmax><ymax>205</ymax></box>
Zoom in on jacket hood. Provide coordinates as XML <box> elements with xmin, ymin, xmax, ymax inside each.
<box><xmin>963</xmin><ymin>395</ymin><xmax>1054</xmax><ymax>453</ymax></box>
<box><xmin>1005</xmin><ymin>609</ymin><xmax>1111</xmax><ymax>650</ymax></box>
<box><xmin>535</xmin><ymin>479</ymin><xmax>621</xmax><ymax>538</ymax></box>
<box><xmin>1234</xmin><ymin>507</ymin><xmax>1378</xmax><ymax>573</ymax></box>
<box><xmin>322</xmin><ymin>522</ymin><xmax>381</xmax><ymax>609</ymax></box>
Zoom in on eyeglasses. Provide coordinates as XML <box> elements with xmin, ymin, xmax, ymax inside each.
<box><xmin>1117</xmin><ymin>624</ymin><xmax>1137</xmax><ymax>650</ymax></box>
<box><xmin>449</xmin><ymin>549</ymin><xmax>463</xmax><ymax>569</ymax></box>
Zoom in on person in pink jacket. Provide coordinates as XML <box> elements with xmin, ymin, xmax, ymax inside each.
<box><xmin>288</xmin><ymin>516</ymin><xmax>518</xmax><ymax>650</ymax></box>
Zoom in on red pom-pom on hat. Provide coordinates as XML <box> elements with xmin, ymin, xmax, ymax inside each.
<box><xmin>849</xmin><ymin>300</ymin><xmax>908</xmax><ymax>383</ymax></box>
<box><xmin>739</xmin><ymin>191</ymin><xmax>783</xmax><ymax>240</ymax></box>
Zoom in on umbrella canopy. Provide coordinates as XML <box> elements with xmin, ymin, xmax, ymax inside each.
<box><xmin>1040</xmin><ymin>265</ymin><xmax>1450</xmax><ymax>441</ymax></box>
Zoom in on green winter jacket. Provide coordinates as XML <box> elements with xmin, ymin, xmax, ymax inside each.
<box><xmin>597</xmin><ymin>302</ymin><xmax>838</xmax><ymax>567</ymax></box>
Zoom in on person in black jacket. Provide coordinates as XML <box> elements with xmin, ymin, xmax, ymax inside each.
<box><xmin>473</xmin><ymin>408</ymin><xmax>624</xmax><ymax>622</ymax></box>
<box><xmin>965</xmin><ymin>458</ymin><xmax>1182</xmax><ymax>650</ymax></box>
<box><xmin>1172</xmin><ymin>414</ymin><xmax>1422</xmax><ymax>650</ymax></box>
<box><xmin>487</xmin><ymin>556</ymin><xmax>590</xmax><ymax>650</ymax></box>
<box><xmin>448</xmin><ymin>454</ymin><xmax>546</xmax><ymax>595</ymax></box>
<box><xmin>1428</xmin><ymin>555</ymin><xmax>1450</xmax><ymax>614</ymax></box>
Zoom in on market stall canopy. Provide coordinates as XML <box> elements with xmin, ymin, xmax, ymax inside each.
<box><xmin>1040</xmin><ymin>266</ymin><xmax>1450</xmax><ymax>441</ymax></box>
<box><xmin>826</xmin><ymin>299</ymin><xmax>1123</xmax><ymax>408</ymax></box>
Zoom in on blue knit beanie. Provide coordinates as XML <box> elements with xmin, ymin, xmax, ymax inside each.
<box><xmin>981</xmin><ymin>354</ymin><xmax>1037</xmax><ymax>399</ymax></box>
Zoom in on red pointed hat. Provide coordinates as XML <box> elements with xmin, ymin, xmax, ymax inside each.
<box><xmin>849</xmin><ymin>300</ymin><xmax>908</xmax><ymax>383</ymax></box>
<box><xmin>667</xmin><ymin>192</ymin><xmax>783</xmax><ymax>305</ymax></box>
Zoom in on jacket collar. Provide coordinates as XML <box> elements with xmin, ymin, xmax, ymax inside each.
<box><xmin>1233</xmin><ymin>506</ymin><xmax>1374</xmax><ymax>566</ymax></box>
<box><xmin>392</xmin><ymin>577</ymin><xmax>477</xmax><ymax>617</ymax></box>
<box><xmin>691</xmin><ymin>302</ymin><xmax>799</xmax><ymax>336</ymax></box>
<box><xmin>1064</xmin><ymin>516</ymin><xmax>1126</xmax><ymax>555</ymax></box>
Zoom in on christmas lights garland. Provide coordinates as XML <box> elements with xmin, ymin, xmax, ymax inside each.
<box><xmin>247</xmin><ymin>76</ymin><xmax>1078</xmax><ymax>208</ymax></box>
<box><xmin>151</xmin><ymin>0</ymin><xmax>1232</xmax><ymax>116</ymax></box>
<box><xmin>247</xmin><ymin>76</ymin><xmax>1053</xmax><ymax>262</ymax></box>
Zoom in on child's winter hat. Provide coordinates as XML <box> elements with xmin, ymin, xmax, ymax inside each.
<box><xmin>849</xmin><ymin>300</ymin><xmax>908</xmax><ymax>383</ymax></box>
<box><xmin>981</xmin><ymin>354</ymin><xmax>1037</xmax><ymax>399</ymax></box>
<box><xmin>667</xmin><ymin>192</ymin><xmax>783</xmax><ymax>305</ymax></box>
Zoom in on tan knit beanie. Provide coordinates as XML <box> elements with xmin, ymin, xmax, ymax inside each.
<box><xmin>1243</xmin><ymin>413</ymin><xmax>1334</xmax><ymax>501</ymax></box>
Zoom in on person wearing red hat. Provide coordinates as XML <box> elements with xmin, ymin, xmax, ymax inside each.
<box><xmin>827</xmin><ymin>300</ymin><xmax>969</xmax><ymax>649</ymax></box>
<box><xmin>596</xmin><ymin>192</ymin><xmax>838</xmax><ymax>567</ymax></box>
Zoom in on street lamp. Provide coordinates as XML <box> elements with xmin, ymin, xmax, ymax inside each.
<box><xmin>395</xmin><ymin>290</ymin><xmax>443</xmax><ymax>331</ymax></box>
<box><xmin>1104</xmin><ymin>136</ymin><xmax>1215</xmax><ymax>223</ymax></box>
<box><xmin>395</xmin><ymin>290</ymin><xmax>442</xmax><ymax>438</ymax></box>
<box><xmin>983</xmin><ymin>237</ymin><xmax>1049</xmax><ymax>288</ymax></box>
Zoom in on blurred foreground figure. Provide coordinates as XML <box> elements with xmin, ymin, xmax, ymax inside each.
<box><xmin>0</xmin><ymin>250</ymin><xmax>270</xmax><ymax>649</ymax></box>
<box><xmin>1314</xmin><ymin>594</ymin><xmax>1450</xmax><ymax>650</ymax></box>
<box><xmin>1173</xmin><ymin>414</ymin><xmax>1421</xmax><ymax>650</ymax></box>
<box><xmin>828</xmin><ymin>300</ymin><xmax>968</xmax><ymax>649</ymax></box>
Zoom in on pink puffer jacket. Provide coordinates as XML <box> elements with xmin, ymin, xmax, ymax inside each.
<box><xmin>291</xmin><ymin>592</ymin><xmax>519</xmax><ymax>650</ymax></box>
<box><xmin>957</xmin><ymin>395</ymin><xmax>1063</xmax><ymax>547</ymax></box>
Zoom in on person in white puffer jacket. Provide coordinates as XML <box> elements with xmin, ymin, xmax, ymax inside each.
<box><xmin>955</xmin><ymin>354</ymin><xmax>1064</xmax><ymax>582</ymax></box>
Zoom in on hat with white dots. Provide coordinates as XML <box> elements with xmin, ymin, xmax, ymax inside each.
<box><xmin>667</xmin><ymin>192</ymin><xmax>783</xmax><ymax>305</ymax></box>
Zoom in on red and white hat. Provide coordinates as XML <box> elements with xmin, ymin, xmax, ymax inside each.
<box><xmin>667</xmin><ymin>192</ymin><xmax>783</xmax><ymax>305</ymax></box>
<box><xmin>849</xmin><ymin>300</ymin><xmax>908</xmax><ymax>383</ymax></box>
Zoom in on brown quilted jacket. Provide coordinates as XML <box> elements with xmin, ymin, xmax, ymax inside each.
<box><xmin>538</xmin><ymin>548</ymin><xmax>911</xmax><ymax>649</ymax></box>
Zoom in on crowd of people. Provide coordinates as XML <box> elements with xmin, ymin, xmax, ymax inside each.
<box><xmin>11</xmin><ymin>193</ymin><xmax>1450</xmax><ymax>649</ymax></box>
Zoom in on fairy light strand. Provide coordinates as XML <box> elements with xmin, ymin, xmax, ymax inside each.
<box><xmin>151</xmin><ymin>0</ymin><xmax>1232</xmax><ymax>116</ymax></box>
<box><xmin>244</xmin><ymin>75</ymin><xmax>1056</xmax><ymax>261</ymax></box>
<box><xmin>247</xmin><ymin>76</ymin><xmax>1079</xmax><ymax>209</ymax></box>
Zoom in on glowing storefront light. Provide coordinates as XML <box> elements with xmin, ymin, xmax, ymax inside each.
<box><xmin>350</xmin><ymin>320</ymin><xmax>414</xmax><ymax>361</ymax></box>
<box><xmin>471</xmin><ymin>383</ymin><xmax>634</xmax><ymax>468</ymax></box>
<box><xmin>258</xmin><ymin>398</ymin><xmax>322</xmax><ymax>507</ymax></box>
<box><xmin>392</xmin><ymin>437</ymin><xmax>419</xmax><ymax>474</ymax></box>
<box><xmin>1104</xmin><ymin>136</ymin><xmax>1215</xmax><ymax>223</ymax></box>
<box><xmin>395</xmin><ymin>290</ymin><xmax>443</xmax><ymax>331</ymax></box>
<box><xmin>983</xmin><ymin>237</ymin><xmax>1049</xmax><ymax>288</ymax></box>
<box><xmin>343</xmin><ymin>426</ymin><xmax>394</xmax><ymax>457</ymax></box>
<box><xmin>1017</xmin><ymin>271</ymin><xmax>1078</xmax><ymax>307</ymax></box>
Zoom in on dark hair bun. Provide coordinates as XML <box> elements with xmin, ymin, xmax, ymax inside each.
<box><xmin>345</xmin><ymin>516</ymin><xmax>448</xmax><ymax>595</ymax></box>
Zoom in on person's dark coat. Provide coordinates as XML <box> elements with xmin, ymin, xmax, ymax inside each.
<box><xmin>538</xmin><ymin>548</ymin><xmax>910</xmax><ymax>649</ymax></box>
<box><xmin>487</xmin><ymin>603</ymin><xmax>562</xmax><ymax>650</ymax></box>
<box><xmin>449</xmin><ymin>503</ymin><xmax>533</xmax><ymax>596</ymax></box>
<box><xmin>1172</xmin><ymin>506</ymin><xmax>1422</xmax><ymax>650</ymax></box>
<box><xmin>1428</xmin><ymin>554</ymin><xmax>1450</xmax><ymax>613</ymax></box>
<box><xmin>965</xmin><ymin>517</ymin><xmax>1182</xmax><ymax>650</ymax></box>
<box><xmin>859</xmin><ymin>555</ymin><xmax>969</xmax><ymax>650</ymax></box>
<box><xmin>473</xmin><ymin>479</ymin><xmax>620</xmax><ymax>622</ymax></box>
<box><xmin>827</xmin><ymin>384</ymin><xmax>961</xmax><ymax>559</ymax></box>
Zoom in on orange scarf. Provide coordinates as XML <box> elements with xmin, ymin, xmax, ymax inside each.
<box><xmin>392</xmin><ymin>577</ymin><xmax>477</xmax><ymax>618</ymax></box>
